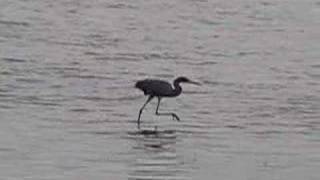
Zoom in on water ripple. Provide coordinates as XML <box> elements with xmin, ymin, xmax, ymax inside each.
<box><xmin>106</xmin><ymin>3</ymin><xmax>137</xmax><ymax>9</ymax></box>
<box><xmin>74</xmin><ymin>95</ymin><xmax>139</xmax><ymax>102</ymax></box>
<box><xmin>0</xmin><ymin>20</ymin><xmax>30</xmax><ymax>27</ymax></box>
<box><xmin>2</xmin><ymin>57</ymin><xmax>27</xmax><ymax>63</ymax></box>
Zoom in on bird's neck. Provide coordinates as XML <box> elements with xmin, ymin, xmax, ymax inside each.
<box><xmin>172</xmin><ymin>80</ymin><xmax>182</xmax><ymax>97</ymax></box>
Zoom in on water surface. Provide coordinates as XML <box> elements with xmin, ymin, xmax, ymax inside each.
<box><xmin>1</xmin><ymin>0</ymin><xmax>319</xmax><ymax>179</ymax></box>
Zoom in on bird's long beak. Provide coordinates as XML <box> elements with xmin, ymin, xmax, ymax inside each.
<box><xmin>188</xmin><ymin>80</ymin><xmax>201</xmax><ymax>85</ymax></box>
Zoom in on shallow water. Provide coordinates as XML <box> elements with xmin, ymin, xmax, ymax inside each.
<box><xmin>1</xmin><ymin>0</ymin><xmax>320</xmax><ymax>179</ymax></box>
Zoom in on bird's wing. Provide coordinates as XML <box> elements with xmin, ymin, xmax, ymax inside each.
<box><xmin>147</xmin><ymin>80</ymin><xmax>174</xmax><ymax>96</ymax></box>
<box><xmin>136</xmin><ymin>79</ymin><xmax>174</xmax><ymax>96</ymax></box>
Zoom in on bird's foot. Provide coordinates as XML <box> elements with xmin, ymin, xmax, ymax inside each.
<box><xmin>172</xmin><ymin>114</ymin><xmax>180</xmax><ymax>121</ymax></box>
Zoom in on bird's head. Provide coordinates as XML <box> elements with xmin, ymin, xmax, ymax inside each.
<box><xmin>175</xmin><ymin>76</ymin><xmax>201</xmax><ymax>85</ymax></box>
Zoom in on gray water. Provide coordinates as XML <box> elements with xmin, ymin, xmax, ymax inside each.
<box><xmin>1</xmin><ymin>0</ymin><xmax>320</xmax><ymax>179</ymax></box>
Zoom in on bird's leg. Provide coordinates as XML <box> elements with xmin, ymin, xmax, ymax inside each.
<box><xmin>155</xmin><ymin>97</ymin><xmax>180</xmax><ymax>121</ymax></box>
<box><xmin>137</xmin><ymin>96</ymin><xmax>154</xmax><ymax>129</ymax></box>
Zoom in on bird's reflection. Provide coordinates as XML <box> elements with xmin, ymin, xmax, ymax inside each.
<box><xmin>127</xmin><ymin>128</ymin><xmax>187</xmax><ymax>180</ymax></box>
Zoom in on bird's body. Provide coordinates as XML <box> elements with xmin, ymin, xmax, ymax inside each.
<box><xmin>135</xmin><ymin>76</ymin><xmax>199</xmax><ymax>129</ymax></box>
<box><xmin>135</xmin><ymin>79</ymin><xmax>180</xmax><ymax>97</ymax></box>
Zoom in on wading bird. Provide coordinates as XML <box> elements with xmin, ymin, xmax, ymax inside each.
<box><xmin>135</xmin><ymin>76</ymin><xmax>200</xmax><ymax>129</ymax></box>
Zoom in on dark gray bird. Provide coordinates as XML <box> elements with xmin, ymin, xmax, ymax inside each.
<box><xmin>135</xmin><ymin>76</ymin><xmax>200</xmax><ymax>129</ymax></box>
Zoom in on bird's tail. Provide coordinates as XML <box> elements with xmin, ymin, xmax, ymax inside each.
<box><xmin>135</xmin><ymin>80</ymin><xmax>148</xmax><ymax>95</ymax></box>
<box><xmin>135</xmin><ymin>81</ymin><xmax>142</xmax><ymax>89</ymax></box>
